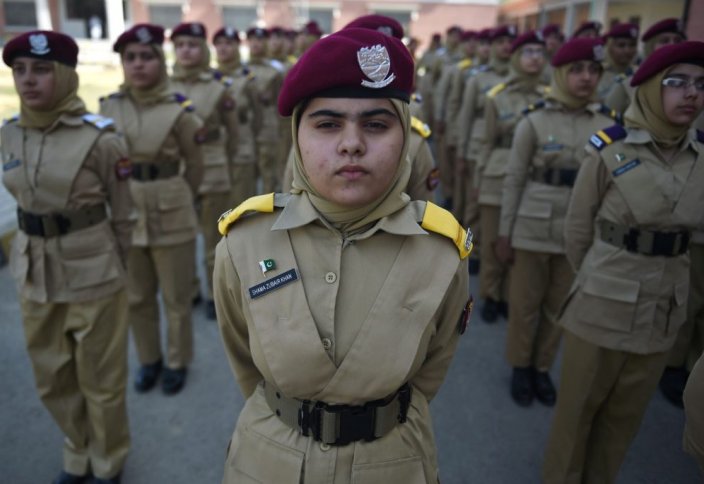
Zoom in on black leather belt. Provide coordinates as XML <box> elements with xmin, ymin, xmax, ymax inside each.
<box><xmin>131</xmin><ymin>161</ymin><xmax>180</xmax><ymax>181</ymax></box>
<box><xmin>599</xmin><ymin>220</ymin><xmax>690</xmax><ymax>257</ymax></box>
<box><xmin>263</xmin><ymin>381</ymin><xmax>411</xmax><ymax>446</ymax></box>
<box><xmin>17</xmin><ymin>204</ymin><xmax>107</xmax><ymax>238</ymax></box>
<box><xmin>532</xmin><ymin>167</ymin><xmax>578</xmax><ymax>187</ymax></box>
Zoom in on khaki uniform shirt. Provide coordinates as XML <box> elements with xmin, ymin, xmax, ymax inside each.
<box><xmin>561</xmin><ymin>127</ymin><xmax>704</xmax><ymax>354</ymax></box>
<box><xmin>604</xmin><ymin>75</ymin><xmax>635</xmax><ymax>115</ymax></box>
<box><xmin>214</xmin><ymin>194</ymin><xmax>468</xmax><ymax>484</ymax></box>
<box><xmin>596</xmin><ymin>66</ymin><xmax>634</xmax><ymax>103</ymax></box>
<box><xmin>246</xmin><ymin>57</ymin><xmax>284</xmax><ymax>143</ymax></box>
<box><xmin>499</xmin><ymin>101</ymin><xmax>615</xmax><ymax>253</ymax></box>
<box><xmin>478</xmin><ymin>82</ymin><xmax>545</xmax><ymax>206</ymax></box>
<box><xmin>100</xmin><ymin>93</ymin><xmax>204</xmax><ymax>247</ymax></box>
<box><xmin>1</xmin><ymin>113</ymin><xmax>132</xmax><ymax>303</ymax></box>
<box><xmin>443</xmin><ymin>59</ymin><xmax>475</xmax><ymax>147</ymax></box>
<box><xmin>171</xmin><ymin>73</ymin><xmax>238</xmax><ymax>194</ymax></box>
<box><xmin>218</xmin><ymin>67</ymin><xmax>262</xmax><ymax>166</ymax></box>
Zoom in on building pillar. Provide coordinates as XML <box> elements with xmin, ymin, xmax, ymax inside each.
<box><xmin>36</xmin><ymin>0</ymin><xmax>52</xmax><ymax>29</ymax></box>
<box><xmin>105</xmin><ymin>0</ymin><xmax>126</xmax><ymax>42</ymax></box>
<box><xmin>564</xmin><ymin>0</ymin><xmax>576</xmax><ymax>36</ymax></box>
<box><xmin>590</xmin><ymin>0</ymin><xmax>608</xmax><ymax>26</ymax></box>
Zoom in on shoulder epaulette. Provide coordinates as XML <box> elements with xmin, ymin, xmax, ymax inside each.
<box><xmin>2</xmin><ymin>114</ymin><xmax>19</xmax><ymax>126</ymax></box>
<box><xmin>521</xmin><ymin>100</ymin><xmax>546</xmax><ymax>116</ymax></box>
<box><xmin>173</xmin><ymin>93</ymin><xmax>194</xmax><ymax>111</ymax></box>
<box><xmin>697</xmin><ymin>130</ymin><xmax>704</xmax><ymax>143</ymax></box>
<box><xmin>287</xmin><ymin>55</ymin><xmax>298</xmax><ymax>65</ymax></box>
<box><xmin>99</xmin><ymin>92</ymin><xmax>123</xmax><ymax>103</ymax></box>
<box><xmin>82</xmin><ymin>113</ymin><xmax>114</xmax><ymax>129</ymax></box>
<box><xmin>614</xmin><ymin>73</ymin><xmax>628</xmax><ymax>83</ymax></box>
<box><xmin>487</xmin><ymin>82</ymin><xmax>506</xmax><ymax>98</ymax></box>
<box><xmin>219</xmin><ymin>76</ymin><xmax>233</xmax><ymax>87</ymax></box>
<box><xmin>457</xmin><ymin>59</ymin><xmax>473</xmax><ymax>71</ymax></box>
<box><xmin>470</xmin><ymin>64</ymin><xmax>490</xmax><ymax>76</ymax></box>
<box><xmin>269</xmin><ymin>59</ymin><xmax>285</xmax><ymax>73</ymax></box>
<box><xmin>420</xmin><ymin>202</ymin><xmax>472</xmax><ymax>259</ymax></box>
<box><xmin>598</xmin><ymin>104</ymin><xmax>623</xmax><ymax>124</ymax></box>
<box><xmin>411</xmin><ymin>116</ymin><xmax>432</xmax><ymax>139</ymax></box>
<box><xmin>411</xmin><ymin>93</ymin><xmax>423</xmax><ymax>104</ymax></box>
<box><xmin>588</xmin><ymin>124</ymin><xmax>627</xmax><ymax>151</ymax></box>
<box><xmin>218</xmin><ymin>193</ymin><xmax>276</xmax><ymax>235</ymax></box>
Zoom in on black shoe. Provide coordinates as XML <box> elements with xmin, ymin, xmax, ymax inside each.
<box><xmin>481</xmin><ymin>298</ymin><xmax>499</xmax><ymax>323</ymax></box>
<box><xmin>659</xmin><ymin>366</ymin><xmax>688</xmax><ymax>408</ymax></box>
<box><xmin>162</xmin><ymin>367</ymin><xmax>187</xmax><ymax>395</ymax></box>
<box><xmin>134</xmin><ymin>359</ymin><xmax>162</xmax><ymax>393</ymax></box>
<box><xmin>468</xmin><ymin>257</ymin><xmax>480</xmax><ymax>275</ymax></box>
<box><xmin>205</xmin><ymin>300</ymin><xmax>217</xmax><ymax>320</ymax></box>
<box><xmin>498</xmin><ymin>301</ymin><xmax>509</xmax><ymax>319</ymax></box>
<box><xmin>92</xmin><ymin>474</ymin><xmax>121</xmax><ymax>484</ymax></box>
<box><xmin>511</xmin><ymin>367</ymin><xmax>534</xmax><ymax>407</ymax></box>
<box><xmin>52</xmin><ymin>471</ymin><xmax>90</xmax><ymax>484</ymax></box>
<box><xmin>532</xmin><ymin>369</ymin><xmax>557</xmax><ymax>406</ymax></box>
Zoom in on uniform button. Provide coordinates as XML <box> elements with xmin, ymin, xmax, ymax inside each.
<box><xmin>325</xmin><ymin>272</ymin><xmax>337</xmax><ymax>283</ymax></box>
<box><xmin>321</xmin><ymin>338</ymin><xmax>332</xmax><ymax>350</ymax></box>
<box><xmin>320</xmin><ymin>442</ymin><xmax>331</xmax><ymax>451</ymax></box>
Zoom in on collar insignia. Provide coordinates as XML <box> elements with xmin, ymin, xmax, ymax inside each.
<box><xmin>358</xmin><ymin>44</ymin><xmax>395</xmax><ymax>89</ymax></box>
<box><xmin>29</xmin><ymin>34</ymin><xmax>50</xmax><ymax>55</ymax></box>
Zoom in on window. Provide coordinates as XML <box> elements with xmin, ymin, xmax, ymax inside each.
<box><xmin>308</xmin><ymin>8</ymin><xmax>333</xmax><ymax>34</ymax></box>
<box><xmin>148</xmin><ymin>5</ymin><xmax>182</xmax><ymax>28</ymax></box>
<box><xmin>372</xmin><ymin>10</ymin><xmax>411</xmax><ymax>36</ymax></box>
<box><xmin>222</xmin><ymin>6</ymin><xmax>258</xmax><ymax>32</ymax></box>
<box><xmin>4</xmin><ymin>0</ymin><xmax>37</xmax><ymax>28</ymax></box>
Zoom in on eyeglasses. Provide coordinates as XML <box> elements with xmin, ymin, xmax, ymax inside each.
<box><xmin>661</xmin><ymin>76</ymin><xmax>704</xmax><ymax>92</ymax></box>
<box><xmin>521</xmin><ymin>47</ymin><xmax>545</xmax><ymax>58</ymax></box>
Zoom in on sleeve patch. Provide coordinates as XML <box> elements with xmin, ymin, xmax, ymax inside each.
<box><xmin>426</xmin><ymin>167</ymin><xmax>440</xmax><ymax>191</ymax></box>
<box><xmin>115</xmin><ymin>158</ymin><xmax>132</xmax><ymax>180</ymax></box>
<box><xmin>458</xmin><ymin>295</ymin><xmax>474</xmax><ymax>335</ymax></box>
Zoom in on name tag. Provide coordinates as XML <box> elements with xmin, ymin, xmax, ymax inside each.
<box><xmin>3</xmin><ymin>159</ymin><xmax>21</xmax><ymax>171</ymax></box>
<box><xmin>542</xmin><ymin>143</ymin><xmax>564</xmax><ymax>152</ymax></box>
<box><xmin>248</xmin><ymin>269</ymin><xmax>299</xmax><ymax>299</ymax></box>
<box><xmin>612</xmin><ymin>159</ymin><xmax>641</xmax><ymax>177</ymax></box>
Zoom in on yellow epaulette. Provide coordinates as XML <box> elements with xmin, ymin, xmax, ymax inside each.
<box><xmin>411</xmin><ymin>116</ymin><xmax>432</xmax><ymax>139</ymax></box>
<box><xmin>421</xmin><ymin>202</ymin><xmax>473</xmax><ymax>259</ymax></box>
<box><xmin>287</xmin><ymin>55</ymin><xmax>298</xmax><ymax>65</ymax></box>
<box><xmin>218</xmin><ymin>193</ymin><xmax>275</xmax><ymax>235</ymax></box>
<box><xmin>2</xmin><ymin>114</ymin><xmax>19</xmax><ymax>126</ymax></box>
<box><xmin>542</xmin><ymin>85</ymin><xmax>551</xmax><ymax>95</ymax></box>
<box><xmin>458</xmin><ymin>59</ymin><xmax>473</xmax><ymax>71</ymax></box>
<box><xmin>487</xmin><ymin>82</ymin><xmax>506</xmax><ymax>98</ymax></box>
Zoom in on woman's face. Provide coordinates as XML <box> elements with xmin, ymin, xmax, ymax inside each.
<box><xmin>298</xmin><ymin>97</ymin><xmax>404</xmax><ymax>208</ymax></box>
<box><xmin>174</xmin><ymin>36</ymin><xmax>204</xmax><ymax>67</ymax></box>
<box><xmin>214</xmin><ymin>37</ymin><xmax>239</xmax><ymax>64</ymax></box>
<box><xmin>608</xmin><ymin>38</ymin><xmax>637</xmax><ymax>66</ymax></box>
<box><xmin>121</xmin><ymin>43</ymin><xmax>162</xmax><ymax>89</ymax></box>
<box><xmin>12</xmin><ymin>57</ymin><xmax>56</xmax><ymax>110</ymax></box>
<box><xmin>518</xmin><ymin>43</ymin><xmax>546</xmax><ymax>74</ymax></box>
<box><xmin>661</xmin><ymin>63</ymin><xmax>704</xmax><ymax>126</ymax></box>
<box><xmin>565</xmin><ymin>60</ymin><xmax>602</xmax><ymax>99</ymax></box>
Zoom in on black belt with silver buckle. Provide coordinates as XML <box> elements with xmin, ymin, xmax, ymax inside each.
<box><xmin>17</xmin><ymin>204</ymin><xmax>107</xmax><ymax>238</ymax></box>
<box><xmin>131</xmin><ymin>161</ymin><xmax>180</xmax><ymax>181</ymax></box>
<box><xmin>599</xmin><ymin>220</ymin><xmax>690</xmax><ymax>257</ymax></box>
<box><xmin>533</xmin><ymin>167</ymin><xmax>578</xmax><ymax>187</ymax></box>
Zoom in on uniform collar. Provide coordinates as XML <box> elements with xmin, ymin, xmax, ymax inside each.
<box><xmin>626</xmin><ymin>127</ymin><xmax>701</xmax><ymax>154</ymax></box>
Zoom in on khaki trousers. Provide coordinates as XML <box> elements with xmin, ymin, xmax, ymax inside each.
<box><xmin>668</xmin><ymin>242</ymin><xmax>704</xmax><ymax>369</ymax></box>
<box><xmin>199</xmin><ymin>191</ymin><xmax>232</xmax><ymax>299</ymax></box>
<box><xmin>479</xmin><ymin>204</ymin><xmax>509</xmax><ymax>301</ymax></box>
<box><xmin>460</xmin><ymin>159</ymin><xmax>480</xmax><ymax>229</ymax></box>
<box><xmin>543</xmin><ymin>331</ymin><xmax>669</xmax><ymax>484</ymax></box>
<box><xmin>229</xmin><ymin>163</ymin><xmax>258</xmax><ymax>207</ymax></box>
<box><xmin>128</xmin><ymin>240</ymin><xmax>195</xmax><ymax>369</ymax></box>
<box><xmin>441</xmin><ymin>143</ymin><xmax>456</xmax><ymax>202</ymax></box>
<box><xmin>21</xmin><ymin>290</ymin><xmax>129</xmax><ymax>479</ymax></box>
<box><xmin>506</xmin><ymin>249</ymin><xmax>570</xmax><ymax>370</ymax></box>
<box><xmin>257</xmin><ymin>141</ymin><xmax>279</xmax><ymax>193</ymax></box>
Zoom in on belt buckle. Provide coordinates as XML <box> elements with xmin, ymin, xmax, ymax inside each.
<box><xmin>148</xmin><ymin>164</ymin><xmax>159</xmax><ymax>180</ymax></box>
<box><xmin>325</xmin><ymin>402</ymin><xmax>376</xmax><ymax>446</ymax></box>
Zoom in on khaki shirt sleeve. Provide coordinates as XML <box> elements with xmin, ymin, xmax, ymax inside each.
<box><xmin>499</xmin><ymin>117</ymin><xmax>536</xmax><ymax>237</ymax></box>
<box><xmin>407</xmin><ymin>138</ymin><xmax>435</xmax><ymax>201</ymax></box>
<box><xmin>220</xmin><ymin>88</ymin><xmax>240</xmax><ymax>160</ymax></box>
<box><xmin>604</xmin><ymin>81</ymin><xmax>629</xmax><ymax>115</ymax></box>
<box><xmin>564</xmin><ymin>146</ymin><xmax>609</xmax><ymax>271</ymax></box>
<box><xmin>282</xmin><ymin>147</ymin><xmax>295</xmax><ymax>192</ymax></box>
<box><xmin>477</xmin><ymin>96</ymin><xmax>498</xmax><ymax>186</ymax></box>
<box><xmin>433</xmin><ymin>66</ymin><xmax>452</xmax><ymax>122</ymax></box>
<box><xmin>457</xmin><ymin>78</ymin><xmax>478</xmax><ymax>160</ymax></box>
<box><xmin>411</xmin><ymin>258</ymin><xmax>469</xmax><ymax>401</ymax></box>
<box><xmin>214</xmin><ymin>238</ymin><xmax>263</xmax><ymax>398</ymax></box>
<box><xmin>247</xmin><ymin>80</ymin><xmax>263</xmax><ymax>136</ymax></box>
<box><xmin>174</xmin><ymin>110</ymin><xmax>205</xmax><ymax>194</ymax></box>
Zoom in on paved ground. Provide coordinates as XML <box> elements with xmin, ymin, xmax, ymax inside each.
<box><xmin>0</xmin><ymin>238</ymin><xmax>700</xmax><ymax>484</ymax></box>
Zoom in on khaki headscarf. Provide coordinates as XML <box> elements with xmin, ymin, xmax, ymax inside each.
<box><xmin>290</xmin><ymin>98</ymin><xmax>412</xmax><ymax>234</ymax></box>
<box><xmin>624</xmin><ymin>66</ymin><xmax>690</xmax><ymax>147</ymax></box>
<box><xmin>172</xmin><ymin>38</ymin><xmax>212</xmax><ymax>82</ymax></box>
<box><xmin>18</xmin><ymin>62</ymin><xmax>86</xmax><ymax>129</ymax></box>
<box><xmin>506</xmin><ymin>46</ymin><xmax>544</xmax><ymax>92</ymax></box>
<box><xmin>217</xmin><ymin>50</ymin><xmax>241</xmax><ymax>76</ymax></box>
<box><xmin>120</xmin><ymin>44</ymin><xmax>172</xmax><ymax>105</ymax></box>
<box><xmin>489</xmin><ymin>42</ymin><xmax>510</xmax><ymax>76</ymax></box>
<box><xmin>547</xmin><ymin>63</ymin><xmax>600</xmax><ymax>109</ymax></box>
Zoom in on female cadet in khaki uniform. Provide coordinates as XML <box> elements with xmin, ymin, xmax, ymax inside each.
<box><xmin>1</xmin><ymin>31</ymin><xmax>132</xmax><ymax>484</ymax></box>
<box><xmin>213</xmin><ymin>28</ymin><xmax>472</xmax><ymax>484</ymax></box>
<box><xmin>476</xmin><ymin>31</ymin><xmax>547</xmax><ymax>323</ymax></box>
<box><xmin>595</xmin><ymin>23</ymin><xmax>639</xmax><ymax>102</ymax></box>
<box><xmin>495</xmin><ymin>38</ymin><xmax>619</xmax><ymax>407</ymax></box>
<box><xmin>169</xmin><ymin>22</ymin><xmax>239</xmax><ymax>320</ymax></box>
<box><xmin>100</xmin><ymin>24</ymin><xmax>204</xmax><ymax>395</ymax></box>
<box><xmin>543</xmin><ymin>41</ymin><xmax>704</xmax><ymax>484</ymax></box>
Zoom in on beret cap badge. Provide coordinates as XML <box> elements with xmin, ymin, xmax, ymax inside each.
<box><xmin>358</xmin><ymin>44</ymin><xmax>395</xmax><ymax>89</ymax></box>
<box><xmin>136</xmin><ymin>27</ymin><xmax>152</xmax><ymax>43</ymax></box>
<box><xmin>593</xmin><ymin>44</ymin><xmax>605</xmax><ymax>61</ymax></box>
<box><xmin>29</xmin><ymin>34</ymin><xmax>50</xmax><ymax>55</ymax></box>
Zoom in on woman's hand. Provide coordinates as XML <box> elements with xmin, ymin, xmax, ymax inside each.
<box><xmin>494</xmin><ymin>236</ymin><xmax>514</xmax><ymax>265</ymax></box>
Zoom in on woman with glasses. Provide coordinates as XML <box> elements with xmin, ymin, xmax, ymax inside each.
<box><xmin>495</xmin><ymin>38</ymin><xmax>619</xmax><ymax>408</ymax></box>
<box><xmin>543</xmin><ymin>41</ymin><xmax>704</xmax><ymax>484</ymax></box>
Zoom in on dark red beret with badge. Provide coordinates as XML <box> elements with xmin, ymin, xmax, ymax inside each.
<box><xmin>605</xmin><ymin>22</ymin><xmax>639</xmax><ymax>40</ymax></box>
<box><xmin>113</xmin><ymin>24</ymin><xmax>164</xmax><ymax>53</ymax></box>
<box><xmin>541</xmin><ymin>24</ymin><xmax>562</xmax><ymax>38</ymax></box>
<box><xmin>491</xmin><ymin>25</ymin><xmax>518</xmax><ymax>41</ymax></box>
<box><xmin>447</xmin><ymin>25</ymin><xmax>463</xmax><ymax>35</ymax></box>
<box><xmin>631</xmin><ymin>40</ymin><xmax>704</xmax><ymax>86</ymax></box>
<box><xmin>572</xmin><ymin>21</ymin><xmax>602</xmax><ymax>38</ymax></box>
<box><xmin>171</xmin><ymin>22</ymin><xmax>206</xmax><ymax>40</ymax></box>
<box><xmin>269</xmin><ymin>26</ymin><xmax>285</xmax><ymax>37</ymax></box>
<box><xmin>344</xmin><ymin>14</ymin><xmax>404</xmax><ymax>40</ymax></box>
<box><xmin>510</xmin><ymin>30</ymin><xmax>545</xmax><ymax>54</ymax></box>
<box><xmin>551</xmin><ymin>37</ymin><xmax>605</xmax><ymax>67</ymax></box>
<box><xmin>301</xmin><ymin>21</ymin><xmax>323</xmax><ymax>37</ymax></box>
<box><xmin>3</xmin><ymin>30</ymin><xmax>79</xmax><ymax>67</ymax></box>
<box><xmin>432</xmin><ymin>33</ymin><xmax>442</xmax><ymax>42</ymax></box>
<box><xmin>278</xmin><ymin>27</ymin><xmax>414</xmax><ymax>116</ymax></box>
<box><xmin>477</xmin><ymin>28</ymin><xmax>494</xmax><ymax>41</ymax></box>
<box><xmin>213</xmin><ymin>26</ymin><xmax>240</xmax><ymax>42</ymax></box>
<box><xmin>461</xmin><ymin>30</ymin><xmax>478</xmax><ymax>42</ymax></box>
<box><xmin>642</xmin><ymin>18</ymin><xmax>686</xmax><ymax>41</ymax></box>
<box><xmin>247</xmin><ymin>27</ymin><xmax>269</xmax><ymax>39</ymax></box>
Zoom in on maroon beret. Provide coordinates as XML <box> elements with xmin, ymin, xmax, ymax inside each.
<box><xmin>572</xmin><ymin>21</ymin><xmax>602</xmax><ymax>38</ymax></box>
<box><xmin>631</xmin><ymin>40</ymin><xmax>704</xmax><ymax>86</ymax></box>
<box><xmin>247</xmin><ymin>27</ymin><xmax>269</xmax><ymax>39</ymax></box>
<box><xmin>113</xmin><ymin>24</ymin><xmax>164</xmax><ymax>52</ymax></box>
<box><xmin>301</xmin><ymin>21</ymin><xmax>323</xmax><ymax>37</ymax></box>
<box><xmin>269</xmin><ymin>26</ymin><xmax>285</xmax><ymax>37</ymax></box>
<box><xmin>432</xmin><ymin>33</ymin><xmax>442</xmax><ymax>42</ymax></box>
<box><xmin>285</xmin><ymin>29</ymin><xmax>298</xmax><ymax>40</ymax></box>
<box><xmin>477</xmin><ymin>28</ymin><xmax>494</xmax><ymax>41</ymax></box>
<box><xmin>541</xmin><ymin>24</ymin><xmax>562</xmax><ymax>38</ymax></box>
<box><xmin>447</xmin><ymin>25</ymin><xmax>463</xmax><ymax>35</ymax></box>
<box><xmin>642</xmin><ymin>18</ymin><xmax>685</xmax><ymax>41</ymax></box>
<box><xmin>461</xmin><ymin>30</ymin><xmax>478</xmax><ymax>42</ymax></box>
<box><xmin>605</xmin><ymin>22</ymin><xmax>639</xmax><ymax>40</ymax></box>
<box><xmin>213</xmin><ymin>27</ymin><xmax>240</xmax><ymax>43</ymax></box>
<box><xmin>510</xmin><ymin>30</ymin><xmax>545</xmax><ymax>54</ymax></box>
<box><xmin>344</xmin><ymin>14</ymin><xmax>404</xmax><ymax>40</ymax></box>
<box><xmin>171</xmin><ymin>22</ymin><xmax>206</xmax><ymax>40</ymax></box>
<box><xmin>551</xmin><ymin>38</ymin><xmax>605</xmax><ymax>67</ymax></box>
<box><xmin>492</xmin><ymin>25</ymin><xmax>518</xmax><ymax>41</ymax></box>
<box><xmin>278</xmin><ymin>28</ymin><xmax>414</xmax><ymax>116</ymax></box>
<box><xmin>3</xmin><ymin>30</ymin><xmax>78</xmax><ymax>68</ymax></box>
